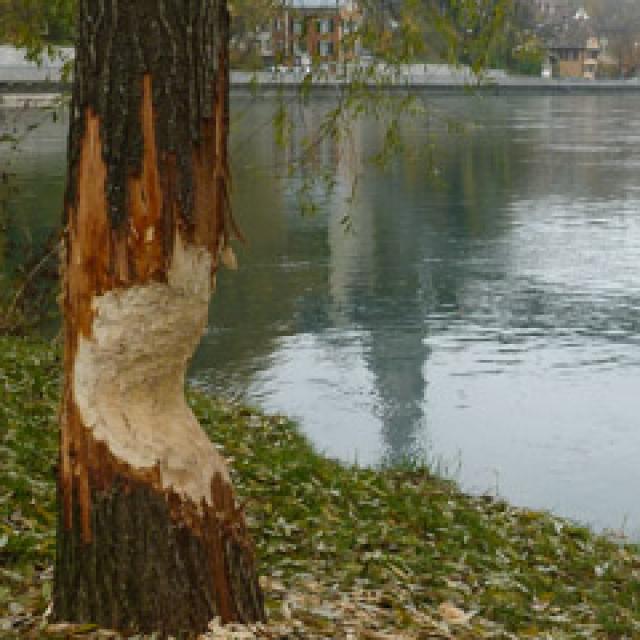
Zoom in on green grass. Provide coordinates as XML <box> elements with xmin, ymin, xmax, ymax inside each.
<box><xmin>0</xmin><ymin>337</ymin><xmax>58</xmax><ymax>626</ymax></box>
<box><xmin>2</xmin><ymin>337</ymin><xmax>640</xmax><ymax>638</ymax></box>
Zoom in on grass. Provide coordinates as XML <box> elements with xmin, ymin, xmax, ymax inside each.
<box><xmin>1</xmin><ymin>336</ymin><xmax>640</xmax><ymax>638</ymax></box>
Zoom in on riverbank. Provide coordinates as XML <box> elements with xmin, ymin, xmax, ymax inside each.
<box><xmin>5</xmin><ymin>74</ymin><xmax>640</xmax><ymax>103</ymax></box>
<box><xmin>4</xmin><ymin>44</ymin><xmax>640</xmax><ymax>100</ymax></box>
<box><xmin>1</xmin><ymin>336</ymin><xmax>640</xmax><ymax>638</ymax></box>
<box><xmin>5</xmin><ymin>70</ymin><xmax>640</xmax><ymax>105</ymax></box>
<box><xmin>229</xmin><ymin>70</ymin><xmax>640</xmax><ymax>96</ymax></box>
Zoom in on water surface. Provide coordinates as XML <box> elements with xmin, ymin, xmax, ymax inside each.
<box><xmin>3</xmin><ymin>93</ymin><xmax>640</xmax><ymax>537</ymax></box>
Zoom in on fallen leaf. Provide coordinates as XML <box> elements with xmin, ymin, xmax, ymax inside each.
<box><xmin>438</xmin><ymin>602</ymin><xmax>474</xmax><ymax>625</ymax></box>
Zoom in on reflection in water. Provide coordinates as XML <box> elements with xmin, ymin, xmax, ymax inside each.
<box><xmin>4</xmin><ymin>94</ymin><xmax>640</xmax><ymax>536</ymax></box>
<box><xmin>325</xmin><ymin>122</ymin><xmax>431</xmax><ymax>465</ymax></box>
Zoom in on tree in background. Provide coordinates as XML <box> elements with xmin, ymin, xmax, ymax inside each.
<box><xmin>228</xmin><ymin>0</ymin><xmax>277</xmax><ymax>69</ymax></box>
<box><xmin>352</xmin><ymin>0</ymin><xmax>513</xmax><ymax>71</ymax></box>
<box><xmin>584</xmin><ymin>0</ymin><xmax>640</xmax><ymax>76</ymax></box>
<box><xmin>488</xmin><ymin>0</ymin><xmax>544</xmax><ymax>75</ymax></box>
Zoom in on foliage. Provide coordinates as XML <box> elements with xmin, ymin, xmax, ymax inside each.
<box><xmin>0</xmin><ymin>186</ymin><xmax>61</xmax><ymax>337</ymax></box>
<box><xmin>585</xmin><ymin>0</ymin><xmax>640</xmax><ymax>76</ymax></box>
<box><xmin>0</xmin><ymin>0</ymin><xmax>74</xmax><ymax>55</ymax></box>
<box><xmin>229</xmin><ymin>0</ymin><xmax>279</xmax><ymax>70</ymax></box>
<box><xmin>0</xmin><ymin>236</ymin><xmax>60</xmax><ymax>336</ymax></box>
<box><xmin>509</xmin><ymin>37</ymin><xmax>544</xmax><ymax>76</ymax></box>
<box><xmin>0</xmin><ymin>100</ymin><xmax>66</xmax><ymax>337</ymax></box>
<box><xmin>2</xmin><ymin>339</ymin><xmax>640</xmax><ymax>637</ymax></box>
<box><xmin>470</xmin><ymin>0</ymin><xmax>544</xmax><ymax>75</ymax></box>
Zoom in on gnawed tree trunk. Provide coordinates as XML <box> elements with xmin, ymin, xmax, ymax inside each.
<box><xmin>53</xmin><ymin>1</ymin><xmax>264</xmax><ymax>635</ymax></box>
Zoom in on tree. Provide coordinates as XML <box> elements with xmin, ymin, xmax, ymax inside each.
<box><xmin>0</xmin><ymin>0</ymin><xmax>516</xmax><ymax>635</ymax></box>
<box><xmin>53</xmin><ymin>0</ymin><xmax>264</xmax><ymax>635</ymax></box>
<box><xmin>585</xmin><ymin>0</ymin><xmax>640</xmax><ymax>76</ymax></box>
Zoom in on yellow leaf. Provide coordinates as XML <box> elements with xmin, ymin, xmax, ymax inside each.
<box><xmin>438</xmin><ymin>602</ymin><xmax>474</xmax><ymax>625</ymax></box>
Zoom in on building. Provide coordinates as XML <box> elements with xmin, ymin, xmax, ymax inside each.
<box><xmin>582</xmin><ymin>36</ymin><xmax>600</xmax><ymax>79</ymax></box>
<box><xmin>548</xmin><ymin>32</ymin><xmax>600</xmax><ymax>78</ymax></box>
<box><xmin>270</xmin><ymin>0</ymin><xmax>362</xmax><ymax>69</ymax></box>
<box><xmin>530</xmin><ymin>3</ymin><xmax>602</xmax><ymax>79</ymax></box>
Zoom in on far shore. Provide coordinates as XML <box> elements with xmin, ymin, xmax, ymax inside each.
<box><xmin>4</xmin><ymin>42</ymin><xmax>640</xmax><ymax>104</ymax></box>
<box><xmin>4</xmin><ymin>70</ymin><xmax>640</xmax><ymax>108</ymax></box>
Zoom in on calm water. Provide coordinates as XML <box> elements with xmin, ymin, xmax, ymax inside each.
<box><xmin>3</xmin><ymin>94</ymin><xmax>640</xmax><ymax>536</ymax></box>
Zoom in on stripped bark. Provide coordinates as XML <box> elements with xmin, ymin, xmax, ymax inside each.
<box><xmin>53</xmin><ymin>1</ymin><xmax>264</xmax><ymax>635</ymax></box>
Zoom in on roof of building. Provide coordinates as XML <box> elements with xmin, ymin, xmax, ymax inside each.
<box><xmin>545</xmin><ymin>17</ymin><xmax>597</xmax><ymax>50</ymax></box>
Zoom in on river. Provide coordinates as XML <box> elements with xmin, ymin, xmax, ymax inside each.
<box><xmin>2</xmin><ymin>92</ymin><xmax>640</xmax><ymax>537</ymax></box>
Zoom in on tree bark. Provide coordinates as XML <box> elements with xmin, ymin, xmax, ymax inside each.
<box><xmin>53</xmin><ymin>1</ymin><xmax>264</xmax><ymax>636</ymax></box>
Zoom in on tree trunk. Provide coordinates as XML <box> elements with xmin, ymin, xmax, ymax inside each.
<box><xmin>53</xmin><ymin>1</ymin><xmax>264</xmax><ymax>636</ymax></box>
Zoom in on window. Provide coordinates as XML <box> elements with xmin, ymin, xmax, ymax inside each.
<box><xmin>293</xmin><ymin>20</ymin><xmax>303</xmax><ymax>35</ymax></box>
<box><xmin>318</xmin><ymin>40</ymin><xmax>334</xmax><ymax>56</ymax></box>
<box><xmin>317</xmin><ymin>19</ymin><xmax>331</xmax><ymax>34</ymax></box>
<box><xmin>342</xmin><ymin>19</ymin><xmax>356</xmax><ymax>34</ymax></box>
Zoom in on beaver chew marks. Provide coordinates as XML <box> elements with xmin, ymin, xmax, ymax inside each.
<box><xmin>73</xmin><ymin>233</ymin><xmax>230</xmax><ymax>507</ymax></box>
